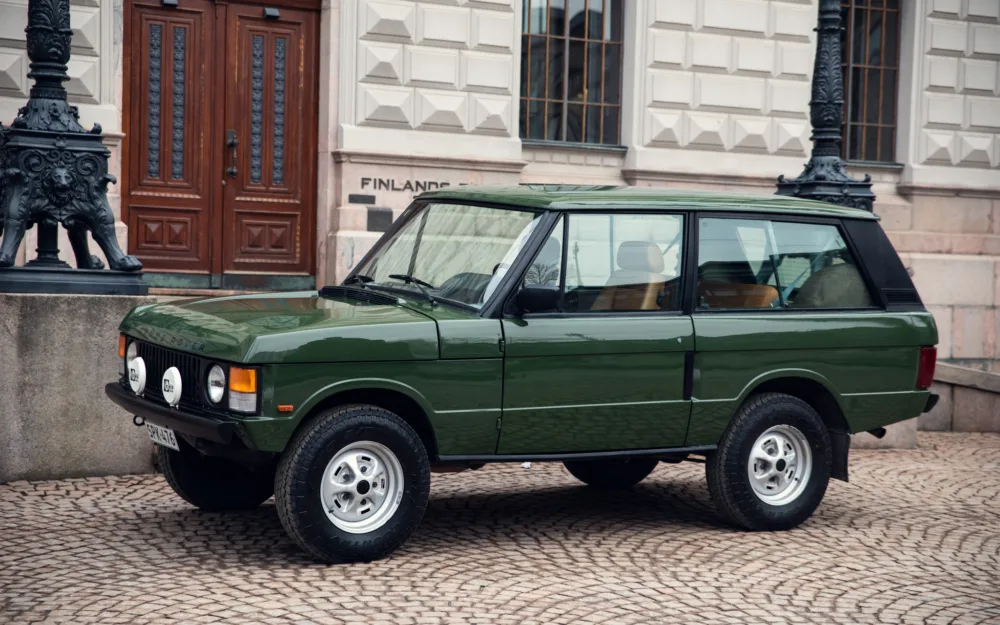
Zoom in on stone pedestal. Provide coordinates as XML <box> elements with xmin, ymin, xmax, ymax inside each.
<box><xmin>0</xmin><ymin>293</ymin><xmax>156</xmax><ymax>483</ymax></box>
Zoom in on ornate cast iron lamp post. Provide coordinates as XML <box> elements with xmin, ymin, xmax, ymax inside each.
<box><xmin>0</xmin><ymin>0</ymin><xmax>146</xmax><ymax>294</ymax></box>
<box><xmin>777</xmin><ymin>0</ymin><xmax>875</xmax><ymax>212</ymax></box>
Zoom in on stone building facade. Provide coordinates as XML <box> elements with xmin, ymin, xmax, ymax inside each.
<box><xmin>0</xmin><ymin>0</ymin><xmax>999</xmax><ymax>365</ymax></box>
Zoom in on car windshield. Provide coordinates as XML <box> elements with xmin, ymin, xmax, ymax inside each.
<box><xmin>353</xmin><ymin>202</ymin><xmax>543</xmax><ymax>309</ymax></box>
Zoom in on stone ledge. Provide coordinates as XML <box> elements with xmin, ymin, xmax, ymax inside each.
<box><xmin>898</xmin><ymin>183</ymin><xmax>1000</xmax><ymax>199</ymax></box>
<box><xmin>333</xmin><ymin>149</ymin><xmax>527</xmax><ymax>173</ymax></box>
<box><xmin>887</xmin><ymin>230</ymin><xmax>1000</xmax><ymax>255</ymax></box>
<box><xmin>935</xmin><ymin>362</ymin><xmax>1000</xmax><ymax>393</ymax></box>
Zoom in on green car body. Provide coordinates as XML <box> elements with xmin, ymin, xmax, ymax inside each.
<box><xmin>109</xmin><ymin>185</ymin><xmax>937</xmax><ymax>474</ymax></box>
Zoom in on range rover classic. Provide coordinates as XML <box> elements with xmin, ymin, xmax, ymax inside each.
<box><xmin>107</xmin><ymin>185</ymin><xmax>938</xmax><ymax>563</ymax></box>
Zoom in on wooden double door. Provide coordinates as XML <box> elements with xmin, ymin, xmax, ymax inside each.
<box><xmin>124</xmin><ymin>0</ymin><xmax>319</xmax><ymax>289</ymax></box>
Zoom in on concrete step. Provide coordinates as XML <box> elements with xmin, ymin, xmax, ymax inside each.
<box><xmin>923</xmin><ymin>362</ymin><xmax>1000</xmax><ymax>433</ymax></box>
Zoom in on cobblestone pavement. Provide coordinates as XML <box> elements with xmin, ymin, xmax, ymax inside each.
<box><xmin>1</xmin><ymin>432</ymin><xmax>998</xmax><ymax>625</ymax></box>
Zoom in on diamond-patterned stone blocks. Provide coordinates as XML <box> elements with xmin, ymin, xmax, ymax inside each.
<box><xmin>919</xmin><ymin>3</ymin><xmax>1000</xmax><ymax>169</ymax></box>
<box><xmin>0</xmin><ymin>0</ymin><xmax>102</xmax><ymax>106</ymax></box>
<box><xmin>355</xmin><ymin>0</ymin><xmax>514</xmax><ymax>137</ymax></box>
<box><xmin>640</xmin><ymin>0</ymin><xmax>814</xmax><ymax>158</ymax></box>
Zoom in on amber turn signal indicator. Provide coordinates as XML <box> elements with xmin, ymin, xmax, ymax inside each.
<box><xmin>277</xmin><ymin>405</ymin><xmax>294</xmax><ymax>413</ymax></box>
<box><xmin>118</xmin><ymin>334</ymin><xmax>126</xmax><ymax>358</ymax></box>
<box><xmin>229</xmin><ymin>367</ymin><xmax>257</xmax><ymax>393</ymax></box>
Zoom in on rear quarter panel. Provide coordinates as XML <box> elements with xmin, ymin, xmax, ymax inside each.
<box><xmin>687</xmin><ymin>311</ymin><xmax>937</xmax><ymax>444</ymax></box>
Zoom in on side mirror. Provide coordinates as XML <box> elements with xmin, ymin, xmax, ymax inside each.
<box><xmin>516</xmin><ymin>285</ymin><xmax>560</xmax><ymax>314</ymax></box>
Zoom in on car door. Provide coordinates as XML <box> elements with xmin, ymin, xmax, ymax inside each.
<box><xmin>497</xmin><ymin>211</ymin><xmax>694</xmax><ymax>454</ymax></box>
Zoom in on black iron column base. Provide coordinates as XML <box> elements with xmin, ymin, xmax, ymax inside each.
<box><xmin>0</xmin><ymin>266</ymin><xmax>149</xmax><ymax>295</ymax></box>
<box><xmin>776</xmin><ymin>158</ymin><xmax>876</xmax><ymax>212</ymax></box>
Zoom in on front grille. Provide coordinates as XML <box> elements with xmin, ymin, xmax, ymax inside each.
<box><xmin>132</xmin><ymin>340</ymin><xmax>206</xmax><ymax>411</ymax></box>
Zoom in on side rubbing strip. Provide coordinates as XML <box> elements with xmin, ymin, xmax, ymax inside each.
<box><xmin>683</xmin><ymin>351</ymin><xmax>694</xmax><ymax>401</ymax></box>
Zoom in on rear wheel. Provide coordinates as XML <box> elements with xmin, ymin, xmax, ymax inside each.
<box><xmin>706</xmin><ymin>392</ymin><xmax>831</xmax><ymax>530</ymax></box>
<box><xmin>159</xmin><ymin>438</ymin><xmax>275</xmax><ymax>511</ymax></box>
<box><xmin>564</xmin><ymin>457</ymin><xmax>659</xmax><ymax>490</ymax></box>
<box><xmin>275</xmin><ymin>404</ymin><xmax>431</xmax><ymax>564</ymax></box>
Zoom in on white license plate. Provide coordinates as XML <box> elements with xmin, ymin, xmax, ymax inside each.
<box><xmin>146</xmin><ymin>422</ymin><xmax>179</xmax><ymax>451</ymax></box>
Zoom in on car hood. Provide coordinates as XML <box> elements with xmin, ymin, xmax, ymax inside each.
<box><xmin>120</xmin><ymin>291</ymin><xmax>441</xmax><ymax>364</ymax></box>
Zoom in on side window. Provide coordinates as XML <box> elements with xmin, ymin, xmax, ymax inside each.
<box><xmin>771</xmin><ymin>221</ymin><xmax>874</xmax><ymax>309</ymax></box>
<box><xmin>562</xmin><ymin>213</ymin><xmax>684</xmax><ymax>313</ymax></box>
<box><xmin>697</xmin><ymin>217</ymin><xmax>874</xmax><ymax>310</ymax></box>
<box><xmin>697</xmin><ymin>218</ymin><xmax>778</xmax><ymax>310</ymax></box>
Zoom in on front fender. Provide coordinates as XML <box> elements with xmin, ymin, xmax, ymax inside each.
<box><xmin>240</xmin><ymin>371</ymin><xmax>440</xmax><ymax>453</ymax></box>
<box><xmin>293</xmin><ymin>377</ymin><xmax>436</xmax><ymax>424</ymax></box>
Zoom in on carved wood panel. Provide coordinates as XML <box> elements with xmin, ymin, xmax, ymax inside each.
<box><xmin>223</xmin><ymin>4</ymin><xmax>317</xmax><ymax>275</ymax></box>
<box><xmin>124</xmin><ymin>0</ymin><xmax>318</xmax><ymax>281</ymax></box>
<box><xmin>125</xmin><ymin>0</ymin><xmax>215</xmax><ymax>272</ymax></box>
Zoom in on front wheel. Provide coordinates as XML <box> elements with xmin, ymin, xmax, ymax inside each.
<box><xmin>564</xmin><ymin>457</ymin><xmax>658</xmax><ymax>490</ymax></box>
<box><xmin>706</xmin><ymin>392</ymin><xmax>832</xmax><ymax>531</ymax></box>
<box><xmin>275</xmin><ymin>404</ymin><xmax>430</xmax><ymax>564</ymax></box>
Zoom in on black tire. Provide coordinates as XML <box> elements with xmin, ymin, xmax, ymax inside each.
<box><xmin>706</xmin><ymin>392</ymin><xmax>832</xmax><ymax>531</ymax></box>
<box><xmin>160</xmin><ymin>438</ymin><xmax>275</xmax><ymax>511</ymax></box>
<box><xmin>275</xmin><ymin>404</ymin><xmax>431</xmax><ymax>564</ymax></box>
<box><xmin>564</xmin><ymin>457</ymin><xmax>659</xmax><ymax>490</ymax></box>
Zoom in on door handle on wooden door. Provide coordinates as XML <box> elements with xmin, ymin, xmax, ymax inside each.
<box><xmin>225</xmin><ymin>130</ymin><xmax>238</xmax><ymax>178</ymax></box>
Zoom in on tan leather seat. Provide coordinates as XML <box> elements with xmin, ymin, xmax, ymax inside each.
<box><xmin>591</xmin><ymin>241</ymin><xmax>666</xmax><ymax>311</ymax></box>
<box><xmin>698</xmin><ymin>282</ymin><xmax>779</xmax><ymax>309</ymax></box>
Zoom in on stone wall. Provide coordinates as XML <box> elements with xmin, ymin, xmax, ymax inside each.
<box><xmin>0</xmin><ymin>293</ymin><xmax>155</xmax><ymax>483</ymax></box>
<box><xmin>883</xmin><ymin>0</ymin><xmax>1000</xmax><ymax>365</ymax></box>
<box><xmin>326</xmin><ymin>0</ymin><xmax>526</xmax><ymax>285</ymax></box>
<box><xmin>622</xmin><ymin>0</ymin><xmax>817</xmax><ymax>182</ymax></box>
<box><xmin>920</xmin><ymin>363</ymin><xmax>1000</xmax><ymax>433</ymax></box>
<box><xmin>902</xmin><ymin>0</ymin><xmax>1000</xmax><ymax>188</ymax></box>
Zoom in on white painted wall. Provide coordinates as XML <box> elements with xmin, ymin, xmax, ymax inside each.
<box><xmin>338</xmin><ymin>0</ymin><xmax>523</xmax><ymax>162</ymax></box>
<box><xmin>900</xmin><ymin>0</ymin><xmax>1000</xmax><ymax>188</ymax></box>
<box><xmin>621</xmin><ymin>0</ymin><xmax>819</xmax><ymax>179</ymax></box>
<box><xmin>0</xmin><ymin>0</ymin><xmax>120</xmax><ymax>132</ymax></box>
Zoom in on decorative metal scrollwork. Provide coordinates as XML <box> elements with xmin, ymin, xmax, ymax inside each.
<box><xmin>273</xmin><ymin>37</ymin><xmax>286</xmax><ymax>186</ymax></box>
<box><xmin>250</xmin><ymin>34</ymin><xmax>264</xmax><ymax>185</ymax></box>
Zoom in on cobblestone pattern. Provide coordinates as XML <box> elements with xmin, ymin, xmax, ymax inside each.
<box><xmin>1</xmin><ymin>433</ymin><xmax>998</xmax><ymax>625</ymax></box>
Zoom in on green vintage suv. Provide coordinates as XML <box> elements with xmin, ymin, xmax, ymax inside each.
<box><xmin>107</xmin><ymin>185</ymin><xmax>938</xmax><ymax>563</ymax></box>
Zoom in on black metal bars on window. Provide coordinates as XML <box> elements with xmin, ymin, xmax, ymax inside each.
<box><xmin>840</xmin><ymin>0</ymin><xmax>902</xmax><ymax>163</ymax></box>
<box><xmin>520</xmin><ymin>0</ymin><xmax>624</xmax><ymax>145</ymax></box>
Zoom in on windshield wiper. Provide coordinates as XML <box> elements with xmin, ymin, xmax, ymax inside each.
<box><xmin>388</xmin><ymin>274</ymin><xmax>437</xmax><ymax>306</ymax></box>
<box><xmin>343</xmin><ymin>273</ymin><xmax>374</xmax><ymax>288</ymax></box>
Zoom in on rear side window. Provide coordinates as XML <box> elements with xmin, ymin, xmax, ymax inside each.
<box><xmin>697</xmin><ymin>217</ymin><xmax>874</xmax><ymax>310</ymax></box>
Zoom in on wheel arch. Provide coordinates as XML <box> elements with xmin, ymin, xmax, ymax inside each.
<box><xmin>737</xmin><ymin>370</ymin><xmax>851</xmax><ymax>482</ymax></box>
<box><xmin>291</xmin><ymin>379</ymin><xmax>439</xmax><ymax>459</ymax></box>
<box><xmin>736</xmin><ymin>369</ymin><xmax>848</xmax><ymax>433</ymax></box>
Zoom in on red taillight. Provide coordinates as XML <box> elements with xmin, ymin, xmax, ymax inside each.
<box><xmin>916</xmin><ymin>346</ymin><xmax>937</xmax><ymax>390</ymax></box>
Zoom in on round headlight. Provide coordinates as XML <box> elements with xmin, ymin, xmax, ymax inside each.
<box><xmin>207</xmin><ymin>365</ymin><xmax>226</xmax><ymax>404</ymax></box>
<box><xmin>126</xmin><ymin>341</ymin><xmax>138</xmax><ymax>363</ymax></box>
